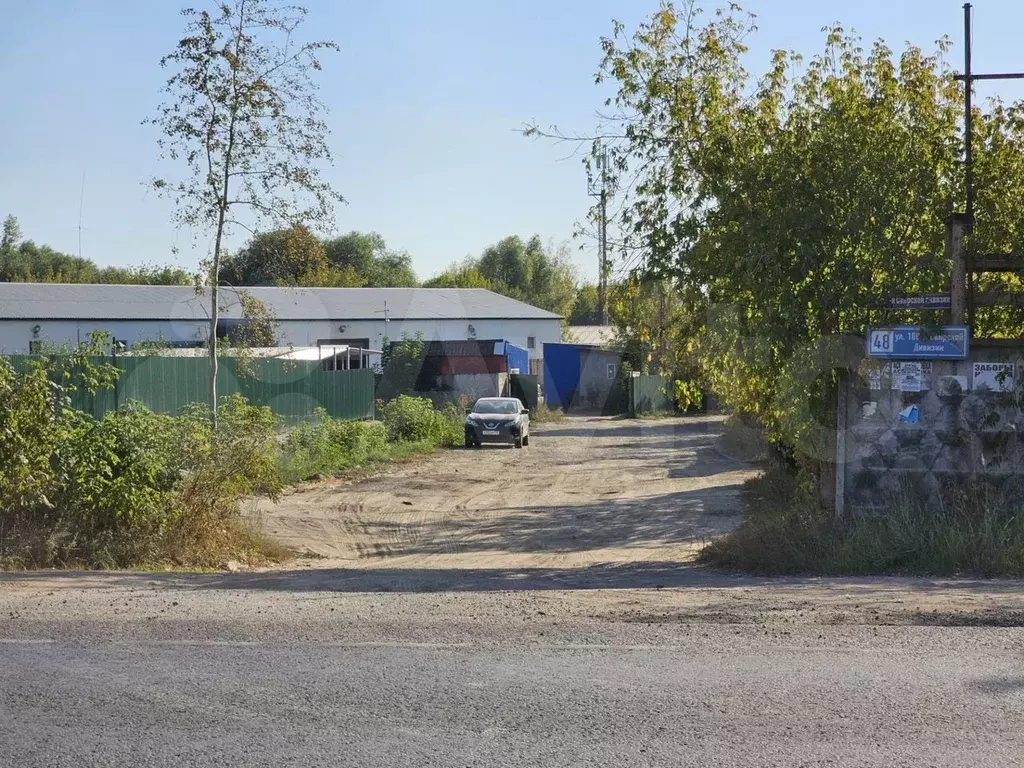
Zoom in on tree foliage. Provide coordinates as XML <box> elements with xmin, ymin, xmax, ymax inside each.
<box><xmin>426</xmin><ymin>235</ymin><xmax>578</xmax><ymax>317</ymax></box>
<box><xmin>323</xmin><ymin>231</ymin><xmax>418</xmax><ymax>287</ymax></box>
<box><xmin>0</xmin><ymin>215</ymin><xmax>190</xmax><ymax>285</ymax></box>
<box><xmin>553</xmin><ymin>1</ymin><xmax>1024</xmax><ymax>456</ymax></box>
<box><xmin>569</xmin><ymin>283</ymin><xmax>600</xmax><ymax>324</ymax></box>
<box><xmin>148</xmin><ymin>0</ymin><xmax>341</xmax><ymax>426</ymax></box>
<box><xmin>221</xmin><ymin>227</ymin><xmax>419</xmax><ymax>287</ymax></box>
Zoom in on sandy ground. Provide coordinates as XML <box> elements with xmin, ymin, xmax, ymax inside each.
<box><xmin>253</xmin><ymin>415</ymin><xmax>757</xmax><ymax>571</ymax></box>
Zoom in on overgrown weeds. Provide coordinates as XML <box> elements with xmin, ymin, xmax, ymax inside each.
<box><xmin>279</xmin><ymin>396</ymin><xmax>463</xmax><ymax>483</ymax></box>
<box><xmin>279</xmin><ymin>412</ymin><xmax>391</xmax><ymax>482</ymax></box>
<box><xmin>701</xmin><ymin>462</ymin><xmax>1024</xmax><ymax>577</ymax></box>
<box><xmin>378</xmin><ymin>394</ymin><xmax>463</xmax><ymax>446</ymax></box>
<box><xmin>530</xmin><ymin>402</ymin><xmax>565</xmax><ymax>423</ymax></box>
<box><xmin>0</xmin><ymin>362</ymin><xmax>287</xmax><ymax>570</ymax></box>
<box><xmin>0</xmin><ymin>347</ymin><xmax>487</xmax><ymax>570</ymax></box>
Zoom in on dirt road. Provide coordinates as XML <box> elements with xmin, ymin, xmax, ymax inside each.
<box><xmin>255</xmin><ymin>416</ymin><xmax>757</xmax><ymax>574</ymax></box>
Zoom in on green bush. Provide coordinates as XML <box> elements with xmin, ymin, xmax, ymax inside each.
<box><xmin>167</xmin><ymin>394</ymin><xmax>284</xmax><ymax>565</ymax></box>
<box><xmin>0</xmin><ymin>348</ymin><xmax>287</xmax><ymax>568</ymax></box>
<box><xmin>61</xmin><ymin>402</ymin><xmax>180</xmax><ymax>532</ymax></box>
<box><xmin>380</xmin><ymin>395</ymin><xmax>462</xmax><ymax>446</ymax></box>
<box><xmin>280</xmin><ymin>409</ymin><xmax>389</xmax><ymax>482</ymax></box>
<box><xmin>0</xmin><ymin>338</ymin><xmax>467</xmax><ymax>568</ymax></box>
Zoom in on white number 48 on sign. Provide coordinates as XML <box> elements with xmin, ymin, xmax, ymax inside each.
<box><xmin>870</xmin><ymin>330</ymin><xmax>892</xmax><ymax>353</ymax></box>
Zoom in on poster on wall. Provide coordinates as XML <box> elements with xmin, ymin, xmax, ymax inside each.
<box><xmin>973</xmin><ymin>362</ymin><xmax>1015</xmax><ymax>392</ymax></box>
<box><xmin>866</xmin><ymin>362</ymin><xmax>891</xmax><ymax>390</ymax></box>
<box><xmin>893</xmin><ymin>362</ymin><xmax>923</xmax><ymax>392</ymax></box>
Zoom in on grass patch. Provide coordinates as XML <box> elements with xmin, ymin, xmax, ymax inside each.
<box><xmin>530</xmin><ymin>403</ymin><xmax>565</xmax><ymax>423</ymax></box>
<box><xmin>701</xmin><ymin>463</ymin><xmax>1024</xmax><ymax>577</ymax></box>
<box><xmin>631</xmin><ymin>409</ymin><xmax>680</xmax><ymax>420</ymax></box>
<box><xmin>277</xmin><ymin>396</ymin><xmax>463</xmax><ymax>484</ymax></box>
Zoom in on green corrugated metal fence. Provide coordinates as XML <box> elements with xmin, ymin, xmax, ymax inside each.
<box><xmin>629</xmin><ymin>374</ymin><xmax>675</xmax><ymax>416</ymax></box>
<box><xmin>4</xmin><ymin>355</ymin><xmax>375</xmax><ymax>424</ymax></box>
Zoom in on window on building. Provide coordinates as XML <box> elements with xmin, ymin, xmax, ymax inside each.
<box><xmin>607</xmin><ymin>363</ymin><xmax>618</xmax><ymax>380</ymax></box>
<box><xmin>527</xmin><ymin>336</ymin><xmax>536</xmax><ymax>350</ymax></box>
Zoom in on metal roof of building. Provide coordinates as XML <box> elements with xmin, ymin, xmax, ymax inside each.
<box><xmin>563</xmin><ymin>325</ymin><xmax>618</xmax><ymax>346</ymax></box>
<box><xmin>0</xmin><ymin>284</ymin><xmax>561</xmax><ymax>321</ymax></box>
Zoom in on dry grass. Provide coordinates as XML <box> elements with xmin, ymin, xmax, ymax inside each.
<box><xmin>530</xmin><ymin>403</ymin><xmax>565</xmax><ymax>423</ymax></box>
<box><xmin>0</xmin><ymin>510</ymin><xmax>292</xmax><ymax>571</ymax></box>
<box><xmin>701</xmin><ymin>464</ymin><xmax>1024</xmax><ymax>577</ymax></box>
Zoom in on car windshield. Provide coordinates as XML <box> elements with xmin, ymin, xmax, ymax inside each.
<box><xmin>473</xmin><ymin>400</ymin><xmax>519</xmax><ymax>415</ymax></box>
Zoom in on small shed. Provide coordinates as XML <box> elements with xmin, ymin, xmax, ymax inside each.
<box><xmin>382</xmin><ymin>338</ymin><xmax>528</xmax><ymax>403</ymax></box>
<box><xmin>542</xmin><ymin>342</ymin><xmax>625</xmax><ymax>413</ymax></box>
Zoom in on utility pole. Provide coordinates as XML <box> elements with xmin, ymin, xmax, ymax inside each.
<box><xmin>953</xmin><ymin>3</ymin><xmax>1024</xmax><ymax>327</ymax></box>
<box><xmin>588</xmin><ymin>145</ymin><xmax>610</xmax><ymax>325</ymax></box>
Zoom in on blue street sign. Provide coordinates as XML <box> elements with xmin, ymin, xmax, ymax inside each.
<box><xmin>866</xmin><ymin>326</ymin><xmax>969</xmax><ymax>360</ymax></box>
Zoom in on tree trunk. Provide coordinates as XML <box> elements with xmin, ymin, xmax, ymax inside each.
<box><xmin>209</xmin><ymin>211</ymin><xmax>227</xmax><ymax>431</ymax></box>
<box><xmin>209</xmin><ymin>280</ymin><xmax>219</xmax><ymax>430</ymax></box>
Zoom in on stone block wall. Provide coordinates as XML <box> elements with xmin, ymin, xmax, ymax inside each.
<box><xmin>840</xmin><ymin>340</ymin><xmax>1024</xmax><ymax>514</ymax></box>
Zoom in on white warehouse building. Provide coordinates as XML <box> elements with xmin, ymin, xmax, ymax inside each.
<box><xmin>0</xmin><ymin>284</ymin><xmax>562</xmax><ymax>365</ymax></box>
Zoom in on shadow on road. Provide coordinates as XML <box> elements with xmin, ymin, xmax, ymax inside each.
<box><xmin>337</xmin><ymin>485</ymin><xmax>744</xmax><ymax>559</ymax></box>
<box><xmin>971</xmin><ymin>676</ymin><xmax>1024</xmax><ymax>694</ymax></box>
<box><xmin>535</xmin><ymin>417</ymin><xmax>723</xmax><ymax>441</ymax></box>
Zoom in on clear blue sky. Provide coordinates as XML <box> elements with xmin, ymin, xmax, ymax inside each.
<box><xmin>2</xmin><ymin>0</ymin><xmax>1022</xmax><ymax>283</ymax></box>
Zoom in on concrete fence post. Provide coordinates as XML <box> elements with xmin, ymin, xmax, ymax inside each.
<box><xmin>834</xmin><ymin>370</ymin><xmax>849</xmax><ymax>520</ymax></box>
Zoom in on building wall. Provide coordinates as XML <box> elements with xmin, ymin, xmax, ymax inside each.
<box><xmin>0</xmin><ymin>319</ymin><xmax>208</xmax><ymax>354</ymax></box>
<box><xmin>275</xmin><ymin>318</ymin><xmax>560</xmax><ymax>360</ymax></box>
<box><xmin>841</xmin><ymin>341</ymin><xmax>1024</xmax><ymax>514</ymax></box>
<box><xmin>542</xmin><ymin>343</ymin><xmax>624</xmax><ymax>412</ymax></box>
<box><xmin>577</xmin><ymin>348</ymin><xmax>623</xmax><ymax>409</ymax></box>
<box><xmin>0</xmin><ymin>317</ymin><xmax>561</xmax><ymax>357</ymax></box>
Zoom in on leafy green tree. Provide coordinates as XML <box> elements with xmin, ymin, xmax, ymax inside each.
<box><xmin>148</xmin><ymin>0</ymin><xmax>342</xmax><ymax>427</ymax></box>
<box><xmin>434</xmin><ymin>235</ymin><xmax>578</xmax><ymax>316</ymax></box>
<box><xmin>322</xmin><ymin>231</ymin><xmax>418</xmax><ymax>287</ymax></box>
<box><xmin>423</xmin><ymin>258</ymin><xmax>493</xmax><ymax>289</ymax></box>
<box><xmin>477</xmin><ymin>236</ymin><xmax>576</xmax><ymax>315</ymax></box>
<box><xmin>535</xmin><ymin>1</ymin><xmax>1024</xmax><ymax>467</ymax></box>
<box><xmin>0</xmin><ymin>218</ymin><xmax>190</xmax><ymax>285</ymax></box>
<box><xmin>1</xmin><ymin>214</ymin><xmax>21</xmax><ymax>252</ymax></box>
<box><xmin>569</xmin><ymin>283</ymin><xmax>600</xmax><ymax>325</ymax></box>
<box><xmin>377</xmin><ymin>331</ymin><xmax>426</xmax><ymax>400</ymax></box>
<box><xmin>222</xmin><ymin>224</ymin><xmax>342</xmax><ymax>287</ymax></box>
<box><xmin>610</xmin><ymin>278</ymin><xmax>705</xmax><ymax>385</ymax></box>
<box><xmin>94</xmin><ymin>265</ymin><xmax>192</xmax><ymax>286</ymax></box>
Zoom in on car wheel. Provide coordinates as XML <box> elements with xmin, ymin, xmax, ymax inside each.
<box><xmin>514</xmin><ymin>437</ymin><xmax>523</xmax><ymax>449</ymax></box>
<box><xmin>465</xmin><ymin>437</ymin><xmax>474</xmax><ymax>449</ymax></box>
<box><xmin>523</xmin><ymin>434</ymin><xmax>530</xmax><ymax>446</ymax></box>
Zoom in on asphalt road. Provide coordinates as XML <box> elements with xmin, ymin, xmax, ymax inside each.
<box><xmin>2</xmin><ymin>577</ymin><xmax>1024</xmax><ymax>767</ymax></box>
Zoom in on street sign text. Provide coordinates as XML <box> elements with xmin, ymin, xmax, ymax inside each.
<box><xmin>866</xmin><ymin>326</ymin><xmax>969</xmax><ymax>360</ymax></box>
